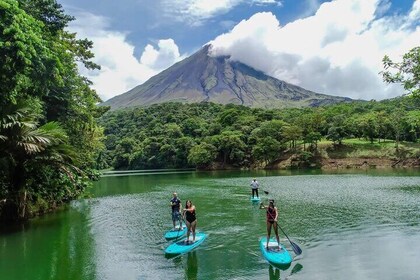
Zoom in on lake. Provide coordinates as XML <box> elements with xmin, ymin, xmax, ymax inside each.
<box><xmin>1</xmin><ymin>169</ymin><xmax>419</xmax><ymax>280</ymax></box>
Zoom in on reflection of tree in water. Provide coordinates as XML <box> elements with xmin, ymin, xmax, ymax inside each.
<box><xmin>186</xmin><ymin>251</ymin><xmax>198</xmax><ymax>280</ymax></box>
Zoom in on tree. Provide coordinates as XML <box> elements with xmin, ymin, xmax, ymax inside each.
<box><xmin>359</xmin><ymin>113</ymin><xmax>378</xmax><ymax>143</ymax></box>
<box><xmin>382</xmin><ymin>46</ymin><xmax>420</xmax><ymax>97</ymax></box>
<box><xmin>0</xmin><ymin>0</ymin><xmax>105</xmax><ymax>222</ymax></box>
<box><xmin>283</xmin><ymin>125</ymin><xmax>302</xmax><ymax>150</ymax></box>
<box><xmin>188</xmin><ymin>142</ymin><xmax>217</xmax><ymax>168</ymax></box>
<box><xmin>0</xmin><ymin>102</ymin><xmax>77</xmax><ymax>219</ymax></box>
<box><xmin>326</xmin><ymin>115</ymin><xmax>347</xmax><ymax>145</ymax></box>
<box><xmin>212</xmin><ymin>131</ymin><xmax>246</xmax><ymax>167</ymax></box>
<box><xmin>252</xmin><ymin>136</ymin><xmax>282</xmax><ymax>165</ymax></box>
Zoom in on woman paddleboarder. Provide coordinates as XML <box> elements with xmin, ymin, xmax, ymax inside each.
<box><xmin>183</xmin><ymin>200</ymin><xmax>197</xmax><ymax>244</ymax></box>
<box><xmin>260</xmin><ymin>199</ymin><xmax>280</xmax><ymax>249</ymax></box>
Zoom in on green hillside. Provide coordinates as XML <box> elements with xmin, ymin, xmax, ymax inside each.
<box><xmin>98</xmin><ymin>96</ymin><xmax>420</xmax><ymax>170</ymax></box>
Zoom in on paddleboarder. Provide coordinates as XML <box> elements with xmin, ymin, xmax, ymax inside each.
<box><xmin>170</xmin><ymin>192</ymin><xmax>182</xmax><ymax>229</ymax></box>
<box><xmin>260</xmin><ymin>199</ymin><xmax>280</xmax><ymax>249</ymax></box>
<box><xmin>250</xmin><ymin>178</ymin><xmax>260</xmax><ymax>198</ymax></box>
<box><xmin>183</xmin><ymin>200</ymin><xmax>197</xmax><ymax>244</ymax></box>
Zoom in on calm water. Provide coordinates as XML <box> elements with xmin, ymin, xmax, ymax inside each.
<box><xmin>1</xmin><ymin>169</ymin><xmax>420</xmax><ymax>280</ymax></box>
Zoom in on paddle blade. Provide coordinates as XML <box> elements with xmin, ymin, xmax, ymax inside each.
<box><xmin>290</xmin><ymin>241</ymin><xmax>302</xmax><ymax>255</ymax></box>
<box><xmin>263</xmin><ymin>190</ymin><xmax>269</xmax><ymax>195</ymax></box>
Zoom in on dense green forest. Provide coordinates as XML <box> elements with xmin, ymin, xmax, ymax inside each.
<box><xmin>98</xmin><ymin>97</ymin><xmax>420</xmax><ymax>170</ymax></box>
<box><xmin>0</xmin><ymin>0</ymin><xmax>106</xmax><ymax>222</ymax></box>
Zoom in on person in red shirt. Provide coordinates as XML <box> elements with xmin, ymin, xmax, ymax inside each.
<box><xmin>260</xmin><ymin>199</ymin><xmax>280</xmax><ymax>249</ymax></box>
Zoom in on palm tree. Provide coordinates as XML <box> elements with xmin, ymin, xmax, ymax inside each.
<box><xmin>0</xmin><ymin>102</ymin><xmax>78</xmax><ymax>220</ymax></box>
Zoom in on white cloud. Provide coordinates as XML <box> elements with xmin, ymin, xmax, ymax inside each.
<box><xmin>253</xmin><ymin>0</ymin><xmax>283</xmax><ymax>6</ymax></box>
<box><xmin>161</xmin><ymin>0</ymin><xmax>282</xmax><ymax>25</ymax></box>
<box><xmin>68</xmin><ymin>12</ymin><xmax>184</xmax><ymax>101</ymax></box>
<box><xmin>140</xmin><ymin>39</ymin><xmax>181</xmax><ymax>70</ymax></box>
<box><xmin>209</xmin><ymin>0</ymin><xmax>420</xmax><ymax>100</ymax></box>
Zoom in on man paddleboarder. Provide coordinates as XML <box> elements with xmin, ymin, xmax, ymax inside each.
<box><xmin>170</xmin><ymin>192</ymin><xmax>182</xmax><ymax>229</ymax></box>
<box><xmin>250</xmin><ymin>178</ymin><xmax>260</xmax><ymax>198</ymax></box>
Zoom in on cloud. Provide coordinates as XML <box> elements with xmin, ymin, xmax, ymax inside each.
<box><xmin>161</xmin><ymin>0</ymin><xmax>282</xmax><ymax>26</ymax></box>
<box><xmin>140</xmin><ymin>39</ymin><xmax>181</xmax><ymax>70</ymax></box>
<box><xmin>209</xmin><ymin>0</ymin><xmax>420</xmax><ymax>100</ymax></box>
<box><xmin>68</xmin><ymin>12</ymin><xmax>184</xmax><ymax>101</ymax></box>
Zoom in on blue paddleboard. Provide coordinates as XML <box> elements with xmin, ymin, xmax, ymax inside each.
<box><xmin>260</xmin><ymin>237</ymin><xmax>292</xmax><ymax>266</ymax></box>
<box><xmin>165</xmin><ymin>232</ymin><xmax>207</xmax><ymax>255</ymax></box>
<box><xmin>164</xmin><ymin>226</ymin><xmax>187</xmax><ymax>240</ymax></box>
<box><xmin>251</xmin><ymin>196</ymin><xmax>261</xmax><ymax>202</ymax></box>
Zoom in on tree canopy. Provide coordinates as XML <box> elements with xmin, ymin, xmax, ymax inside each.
<box><xmin>0</xmin><ymin>0</ymin><xmax>106</xmax><ymax>222</ymax></box>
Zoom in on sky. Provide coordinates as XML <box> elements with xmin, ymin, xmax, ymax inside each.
<box><xmin>59</xmin><ymin>0</ymin><xmax>420</xmax><ymax>101</ymax></box>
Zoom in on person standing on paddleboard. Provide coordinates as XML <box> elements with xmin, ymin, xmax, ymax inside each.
<box><xmin>250</xmin><ymin>178</ymin><xmax>260</xmax><ymax>198</ymax></box>
<box><xmin>260</xmin><ymin>199</ymin><xmax>280</xmax><ymax>249</ymax></box>
<box><xmin>170</xmin><ymin>192</ymin><xmax>182</xmax><ymax>229</ymax></box>
<box><xmin>183</xmin><ymin>200</ymin><xmax>197</xmax><ymax>244</ymax></box>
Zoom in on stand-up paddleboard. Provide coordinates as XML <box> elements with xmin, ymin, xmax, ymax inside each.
<box><xmin>164</xmin><ymin>226</ymin><xmax>187</xmax><ymax>240</ymax></box>
<box><xmin>260</xmin><ymin>237</ymin><xmax>292</xmax><ymax>266</ymax></box>
<box><xmin>165</xmin><ymin>232</ymin><xmax>207</xmax><ymax>255</ymax></box>
<box><xmin>251</xmin><ymin>196</ymin><xmax>261</xmax><ymax>202</ymax></box>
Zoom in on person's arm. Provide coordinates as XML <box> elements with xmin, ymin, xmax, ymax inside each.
<box><xmin>274</xmin><ymin>207</ymin><xmax>278</xmax><ymax>221</ymax></box>
<box><xmin>184</xmin><ymin>205</ymin><xmax>196</xmax><ymax>212</ymax></box>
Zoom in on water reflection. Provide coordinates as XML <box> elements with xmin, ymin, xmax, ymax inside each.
<box><xmin>269</xmin><ymin>265</ymin><xmax>280</xmax><ymax>280</ymax></box>
<box><xmin>289</xmin><ymin>263</ymin><xmax>303</xmax><ymax>277</ymax></box>
<box><xmin>186</xmin><ymin>251</ymin><xmax>198</xmax><ymax>280</ymax></box>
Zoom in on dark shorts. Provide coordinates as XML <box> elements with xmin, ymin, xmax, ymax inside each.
<box><xmin>172</xmin><ymin>211</ymin><xmax>180</xmax><ymax>222</ymax></box>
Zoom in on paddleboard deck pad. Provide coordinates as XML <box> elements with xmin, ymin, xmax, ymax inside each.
<box><xmin>251</xmin><ymin>196</ymin><xmax>261</xmax><ymax>202</ymax></box>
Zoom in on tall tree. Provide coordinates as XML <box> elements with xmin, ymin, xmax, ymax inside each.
<box><xmin>382</xmin><ymin>46</ymin><xmax>420</xmax><ymax>97</ymax></box>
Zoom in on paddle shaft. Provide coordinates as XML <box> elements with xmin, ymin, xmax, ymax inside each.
<box><xmin>174</xmin><ymin>211</ymin><xmax>184</xmax><ymax>240</ymax></box>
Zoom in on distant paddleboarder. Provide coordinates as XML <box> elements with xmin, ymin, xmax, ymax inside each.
<box><xmin>250</xmin><ymin>178</ymin><xmax>260</xmax><ymax>198</ymax></box>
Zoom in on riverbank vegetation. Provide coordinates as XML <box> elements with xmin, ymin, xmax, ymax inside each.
<box><xmin>98</xmin><ymin>96</ymin><xmax>420</xmax><ymax>171</ymax></box>
<box><xmin>0</xmin><ymin>0</ymin><xmax>106</xmax><ymax>223</ymax></box>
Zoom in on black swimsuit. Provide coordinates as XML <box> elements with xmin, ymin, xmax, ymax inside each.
<box><xmin>185</xmin><ymin>209</ymin><xmax>196</xmax><ymax>223</ymax></box>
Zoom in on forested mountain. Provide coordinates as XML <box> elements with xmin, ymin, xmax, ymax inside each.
<box><xmin>102</xmin><ymin>45</ymin><xmax>352</xmax><ymax>110</ymax></box>
<box><xmin>98</xmin><ymin>97</ymin><xmax>420</xmax><ymax>170</ymax></box>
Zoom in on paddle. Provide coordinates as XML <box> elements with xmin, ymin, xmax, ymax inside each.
<box><xmin>174</xmin><ymin>214</ymin><xmax>186</xmax><ymax>240</ymax></box>
<box><xmin>261</xmin><ymin>191</ymin><xmax>302</xmax><ymax>255</ymax></box>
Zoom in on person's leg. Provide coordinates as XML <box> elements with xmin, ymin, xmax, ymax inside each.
<box><xmin>172</xmin><ymin>212</ymin><xmax>176</xmax><ymax>228</ymax></box>
<box><xmin>252</xmin><ymin>189</ymin><xmax>255</xmax><ymax>198</ymax></box>
<box><xmin>256</xmin><ymin>188</ymin><xmax>259</xmax><ymax>197</ymax></box>
<box><xmin>273</xmin><ymin>222</ymin><xmax>280</xmax><ymax>248</ymax></box>
<box><xmin>186</xmin><ymin>220</ymin><xmax>191</xmax><ymax>243</ymax></box>
<box><xmin>266</xmin><ymin>222</ymin><xmax>272</xmax><ymax>248</ymax></box>
<box><xmin>191</xmin><ymin>220</ymin><xmax>197</xmax><ymax>241</ymax></box>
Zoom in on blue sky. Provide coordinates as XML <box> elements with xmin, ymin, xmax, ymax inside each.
<box><xmin>59</xmin><ymin>0</ymin><xmax>419</xmax><ymax>101</ymax></box>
